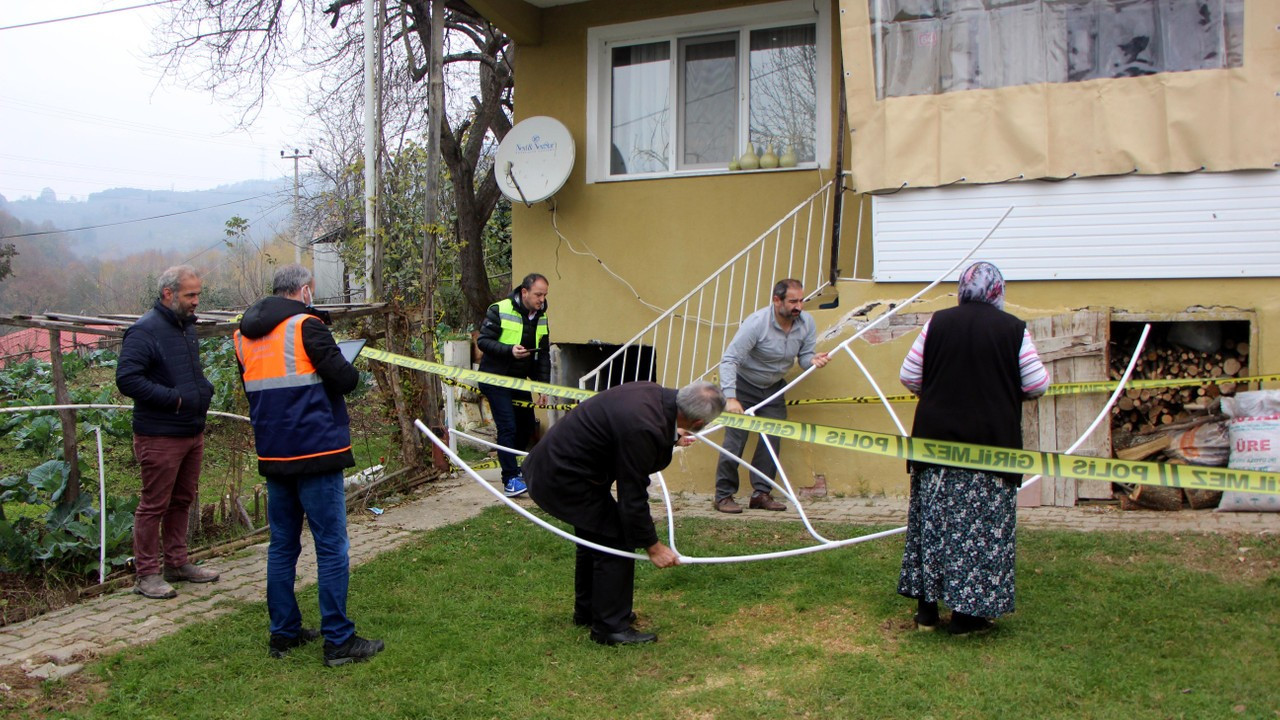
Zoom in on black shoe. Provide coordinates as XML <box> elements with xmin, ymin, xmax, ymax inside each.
<box><xmin>269</xmin><ymin>628</ymin><xmax>322</xmax><ymax>659</ymax></box>
<box><xmin>590</xmin><ymin>628</ymin><xmax>657</xmax><ymax>646</ymax></box>
<box><xmin>574</xmin><ymin>611</ymin><xmax>637</xmax><ymax>628</ymax></box>
<box><xmin>323</xmin><ymin>635</ymin><xmax>386</xmax><ymax>666</ymax></box>
<box><xmin>947</xmin><ymin>613</ymin><xmax>995</xmax><ymax>636</ymax></box>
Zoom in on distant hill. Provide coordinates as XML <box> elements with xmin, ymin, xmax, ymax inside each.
<box><xmin>0</xmin><ymin>179</ymin><xmax>294</xmax><ymax>259</ymax></box>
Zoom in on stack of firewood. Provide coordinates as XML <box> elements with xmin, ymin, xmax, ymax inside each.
<box><xmin>1109</xmin><ymin>329</ymin><xmax>1249</xmax><ymax>435</ymax></box>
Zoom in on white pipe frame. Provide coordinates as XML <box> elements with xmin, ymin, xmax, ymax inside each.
<box><xmin>426</xmin><ymin>422</ymin><xmax>906</xmax><ymax>564</ymax></box>
<box><xmin>95</xmin><ymin>427</ymin><xmax>106</xmax><ymax>585</ymax></box>
<box><xmin>426</xmin><ymin>206</ymin><xmax>1148</xmax><ymax>567</ymax></box>
<box><xmin>425</xmin><ymin>323</ymin><xmax>1151</xmax><ymax>565</ymax></box>
<box><xmin>0</xmin><ymin>403</ymin><xmax>250</xmax><ymax>422</ymax></box>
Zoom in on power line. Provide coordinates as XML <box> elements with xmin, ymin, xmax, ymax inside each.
<box><xmin>0</xmin><ymin>1</ymin><xmax>179</xmax><ymax>33</ymax></box>
<box><xmin>0</xmin><ymin>191</ymin><xmax>282</xmax><ymax>240</ymax></box>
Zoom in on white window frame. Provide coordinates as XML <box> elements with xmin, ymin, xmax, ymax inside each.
<box><xmin>586</xmin><ymin>0</ymin><xmax>832</xmax><ymax>184</ymax></box>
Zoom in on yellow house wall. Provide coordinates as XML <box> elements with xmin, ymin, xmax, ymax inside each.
<box><xmin>511</xmin><ymin>0</ymin><xmax>843</xmax><ymax>346</ymax></box>
<box><xmin>506</xmin><ymin>0</ymin><xmax>1277</xmax><ymax>499</ymax></box>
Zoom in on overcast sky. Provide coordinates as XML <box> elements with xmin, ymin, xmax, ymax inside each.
<box><xmin>0</xmin><ymin>1</ymin><xmax>315</xmax><ymax>202</ymax></box>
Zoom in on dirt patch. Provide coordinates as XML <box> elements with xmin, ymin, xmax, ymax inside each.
<box><xmin>718</xmin><ymin>603</ymin><xmax>887</xmax><ymax>657</ymax></box>
<box><xmin>667</xmin><ymin>667</ymin><xmax>763</xmax><ymax>699</ymax></box>
<box><xmin>0</xmin><ymin>662</ymin><xmax>107</xmax><ymax>717</ymax></box>
<box><xmin>0</xmin><ymin>573</ymin><xmax>86</xmax><ymax>627</ymax></box>
<box><xmin>1089</xmin><ymin>532</ymin><xmax>1280</xmax><ymax>586</ymax></box>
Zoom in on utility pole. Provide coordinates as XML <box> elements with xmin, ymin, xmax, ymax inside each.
<box><xmin>280</xmin><ymin>148</ymin><xmax>312</xmax><ymax>265</ymax></box>
<box><xmin>363</xmin><ymin>0</ymin><xmax>383</xmax><ymax>301</ymax></box>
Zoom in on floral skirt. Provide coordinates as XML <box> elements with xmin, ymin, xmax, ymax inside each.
<box><xmin>897</xmin><ymin>465</ymin><xmax>1018</xmax><ymax>618</ymax></box>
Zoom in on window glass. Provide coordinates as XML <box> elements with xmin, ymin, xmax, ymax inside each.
<box><xmin>749</xmin><ymin>24</ymin><xmax>818</xmax><ymax>162</ymax></box>
<box><xmin>680</xmin><ymin>35</ymin><xmax>738</xmax><ymax>168</ymax></box>
<box><xmin>611</xmin><ymin>42</ymin><xmax>671</xmax><ymax>175</ymax></box>
<box><xmin>871</xmin><ymin>0</ymin><xmax>1246</xmax><ymax>99</ymax></box>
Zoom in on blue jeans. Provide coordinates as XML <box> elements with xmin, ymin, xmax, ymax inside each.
<box><xmin>480</xmin><ymin>383</ymin><xmax>535</xmax><ymax>481</ymax></box>
<box><xmin>266</xmin><ymin>471</ymin><xmax>355</xmax><ymax>645</ymax></box>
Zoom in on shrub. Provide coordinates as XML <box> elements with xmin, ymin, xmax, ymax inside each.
<box><xmin>0</xmin><ymin>460</ymin><xmax>137</xmax><ymax>577</ymax></box>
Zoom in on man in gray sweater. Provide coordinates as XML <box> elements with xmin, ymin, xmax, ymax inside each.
<box><xmin>714</xmin><ymin>279</ymin><xmax>829</xmax><ymax>514</ymax></box>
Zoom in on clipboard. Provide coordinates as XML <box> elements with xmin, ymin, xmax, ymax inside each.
<box><xmin>337</xmin><ymin>339</ymin><xmax>367</xmax><ymax>364</ymax></box>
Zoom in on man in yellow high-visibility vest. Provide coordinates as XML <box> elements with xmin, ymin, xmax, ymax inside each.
<box><xmin>477</xmin><ymin>273</ymin><xmax>550</xmax><ymax>497</ymax></box>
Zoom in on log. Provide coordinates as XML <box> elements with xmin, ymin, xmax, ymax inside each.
<box><xmin>1130</xmin><ymin>484</ymin><xmax>1183</xmax><ymax>511</ymax></box>
<box><xmin>1185</xmin><ymin>489</ymin><xmax>1223</xmax><ymax>510</ymax></box>
<box><xmin>1222</xmin><ymin>357</ymin><xmax>1242</xmax><ymax>376</ymax></box>
<box><xmin>1116</xmin><ymin>436</ymin><xmax>1171</xmax><ymax>460</ymax></box>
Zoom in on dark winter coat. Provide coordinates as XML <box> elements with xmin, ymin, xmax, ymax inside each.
<box><xmin>115</xmin><ymin>300</ymin><xmax>214</xmax><ymax>437</ymax></box>
<box><xmin>476</xmin><ymin>290</ymin><xmax>550</xmax><ymax>382</ymax></box>
<box><xmin>524</xmin><ymin>382</ymin><xmax>677</xmax><ymax>548</ymax></box>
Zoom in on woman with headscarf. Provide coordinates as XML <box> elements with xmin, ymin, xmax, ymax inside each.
<box><xmin>897</xmin><ymin>261</ymin><xmax>1050</xmax><ymax>635</ymax></box>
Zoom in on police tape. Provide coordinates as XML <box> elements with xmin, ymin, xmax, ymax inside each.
<box><xmin>358</xmin><ymin>346</ymin><xmax>1280</xmax><ymax>496</ymax></box>
<box><xmin>427</xmin><ymin>360</ymin><xmax>578</xmax><ymax>410</ymax></box>
<box><xmin>715</xmin><ymin>414</ymin><xmax>1280</xmax><ymax>496</ymax></box>
<box><xmin>785</xmin><ymin>373</ymin><xmax>1280</xmax><ymax>406</ymax></box>
<box><xmin>361</xmin><ymin>347</ymin><xmax>596</xmax><ymax>402</ymax></box>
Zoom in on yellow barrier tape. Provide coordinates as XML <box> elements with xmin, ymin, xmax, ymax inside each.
<box><xmin>714</xmin><ymin>414</ymin><xmax>1279</xmax><ymax>496</ymax></box>
<box><xmin>786</xmin><ymin>373</ymin><xmax>1280</xmax><ymax>406</ymax></box>
<box><xmin>359</xmin><ymin>346</ymin><xmax>1280</xmax><ymax>496</ymax></box>
<box><xmin>428</xmin><ymin>360</ymin><xmax>579</xmax><ymax>411</ymax></box>
<box><xmin>362</xmin><ymin>347</ymin><xmax>595</xmax><ymax>402</ymax></box>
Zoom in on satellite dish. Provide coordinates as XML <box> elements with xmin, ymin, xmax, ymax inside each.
<box><xmin>495</xmin><ymin>116</ymin><xmax>575</xmax><ymax>205</ymax></box>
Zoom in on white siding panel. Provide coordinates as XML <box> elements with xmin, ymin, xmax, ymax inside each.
<box><xmin>871</xmin><ymin>171</ymin><xmax>1280</xmax><ymax>281</ymax></box>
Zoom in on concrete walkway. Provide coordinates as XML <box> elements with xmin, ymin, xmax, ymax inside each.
<box><xmin>1</xmin><ymin>470</ymin><xmax>1275</xmax><ymax>680</ymax></box>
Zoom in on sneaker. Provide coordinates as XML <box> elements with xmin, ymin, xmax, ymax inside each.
<box><xmin>134</xmin><ymin>574</ymin><xmax>177</xmax><ymax>599</ymax></box>
<box><xmin>503</xmin><ymin>476</ymin><xmax>528</xmax><ymax>497</ymax></box>
<box><xmin>749</xmin><ymin>492</ymin><xmax>787</xmax><ymax>511</ymax></box>
<box><xmin>323</xmin><ymin>635</ymin><xmax>386</xmax><ymax>667</ymax></box>
<box><xmin>713</xmin><ymin>496</ymin><xmax>743</xmax><ymax>514</ymax></box>
<box><xmin>163</xmin><ymin>562</ymin><xmax>220</xmax><ymax>583</ymax></box>
<box><xmin>269</xmin><ymin>628</ymin><xmax>322</xmax><ymax>659</ymax></box>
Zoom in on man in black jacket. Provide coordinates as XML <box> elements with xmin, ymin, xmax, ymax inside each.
<box><xmin>116</xmin><ymin>265</ymin><xmax>219</xmax><ymax>600</ymax></box>
<box><xmin>476</xmin><ymin>273</ymin><xmax>550</xmax><ymax>498</ymax></box>
<box><xmin>524</xmin><ymin>381</ymin><xmax>725</xmax><ymax>646</ymax></box>
<box><xmin>235</xmin><ymin>264</ymin><xmax>383</xmax><ymax>666</ymax></box>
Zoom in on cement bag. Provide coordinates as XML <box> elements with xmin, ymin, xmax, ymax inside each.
<box><xmin>1216</xmin><ymin>390</ymin><xmax>1280</xmax><ymax>512</ymax></box>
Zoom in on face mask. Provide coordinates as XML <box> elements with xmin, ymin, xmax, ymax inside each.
<box><xmin>302</xmin><ymin>286</ymin><xmax>314</xmax><ymax>307</ymax></box>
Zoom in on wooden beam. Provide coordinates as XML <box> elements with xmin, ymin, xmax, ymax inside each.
<box><xmin>0</xmin><ymin>317</ymin><xmax>125</xmax><ymax>338</ymax></box>
<box><xmin>48</xmin><ymin>329</ymin><xmax>82</xmax><ymax>507</ymax></box>
<box><xmin>1</xmin><ymin>303</ymin><xmax>388</xmax><ymax>339</ymax></box>
<box><xmin>465</xmin><ymin>0</ymin><xmax>542</xmax><ymax>46</ymax></box>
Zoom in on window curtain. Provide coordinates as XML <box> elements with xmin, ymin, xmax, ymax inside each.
<box><xmin>611</xmin><ymin>42</ymin><xmax>671</xmax><ymax>175</ymax></box>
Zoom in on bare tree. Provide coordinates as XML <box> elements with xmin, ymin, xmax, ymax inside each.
<box><xmin>155</xmin><ymin>0</ymin><xmax>513</xmax><ymax>326</ymax></box>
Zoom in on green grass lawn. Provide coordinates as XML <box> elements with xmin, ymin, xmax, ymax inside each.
<box><xmin>28</xmin><ymin>510</ymin><xmax>1280</xmax><ymax>719</ymax></box>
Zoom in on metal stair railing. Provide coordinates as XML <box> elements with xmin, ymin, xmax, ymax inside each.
<box><xmin>579</xmin><ymin>179</ymin><xmax>836</xmax><ymax>392</ymax></box>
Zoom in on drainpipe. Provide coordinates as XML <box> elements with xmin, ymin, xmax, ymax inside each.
<box><xmin>828</xmin><ymin>58</ymin><xmax>848</xmax><ymax>288</ymax></box>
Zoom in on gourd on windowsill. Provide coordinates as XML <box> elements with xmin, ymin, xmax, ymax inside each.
<box><xmin>738</xmin><ymin>145</ymin><xmax>759</xmax><ymax>171</ymax></box>
<box><xmin>759</xmin><ymin>144</ymin><xmax>779</xmax><ymax>169</ymax></box>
